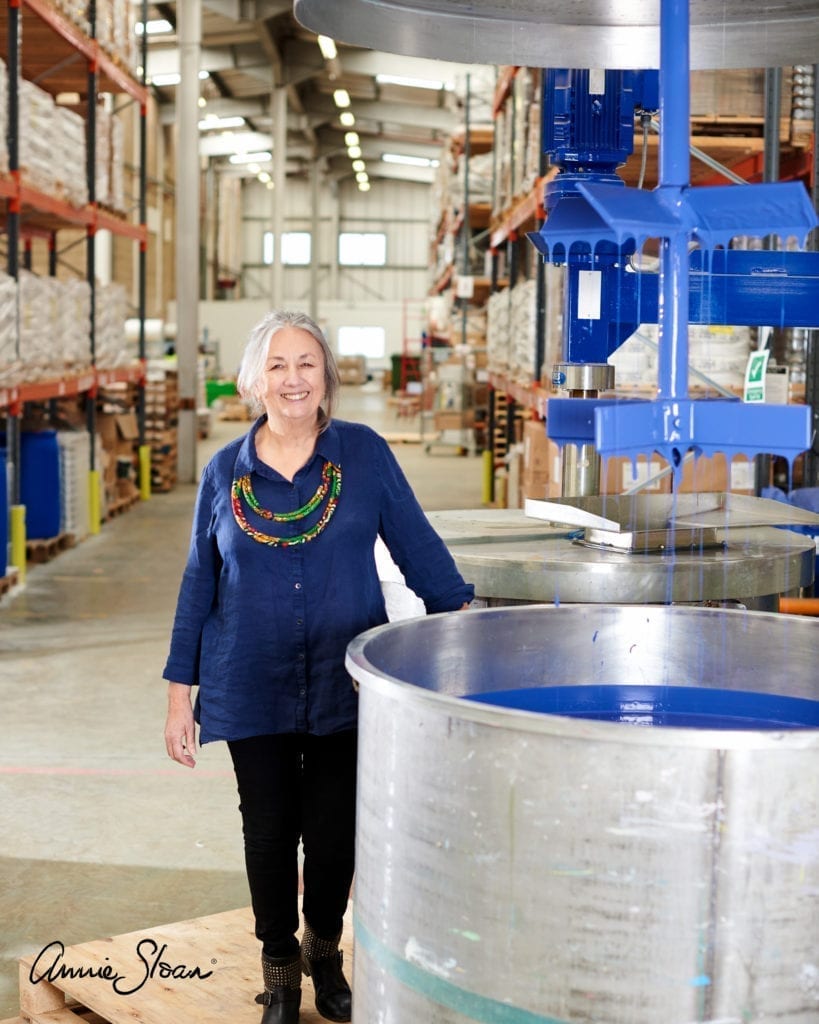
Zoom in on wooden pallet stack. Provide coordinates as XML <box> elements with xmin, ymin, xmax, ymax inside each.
<box><xmin>144</xmin><ymin>368</ymin><xmax>179</xmax><ymax>493</ymax></box>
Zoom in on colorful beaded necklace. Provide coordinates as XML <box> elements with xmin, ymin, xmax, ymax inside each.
<box><xmin>231</xmin><ymin>460</ymin><xmax>342</xmax><ymax>546</ymax></box>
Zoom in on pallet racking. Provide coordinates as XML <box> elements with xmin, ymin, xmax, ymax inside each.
<box><xmin>0</xmin><ymin>0</ymin><xmax>149</xmax><ymax>577</ymax></box>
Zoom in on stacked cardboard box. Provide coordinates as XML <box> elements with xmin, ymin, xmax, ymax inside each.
<box><xmin>145</xmin><ymin>368</ymin><xmax>179</xmax><ymax>493</ymax></box>
<box><xmin>337</xmin><ymin>356</ymin><xmax>367</xmax><ymax>386</ymax></box>
<box><xmin>97</xmin><ymin>408</ymin><xmax>139</xmax><ymax>509</ymax></box>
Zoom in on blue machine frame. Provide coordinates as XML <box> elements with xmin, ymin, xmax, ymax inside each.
<box><xmin>529</xmin><ymin>0</ymin><xmax>817</xmax><ymax>470</ymax></box>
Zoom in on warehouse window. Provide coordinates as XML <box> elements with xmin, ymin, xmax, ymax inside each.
<box><xmin>338</xmin><ymin>232</ymin><xmax>386</xmax><ymax>266</ymax></box>
<box><xmin>337</xmin><ymin>326</ymin><xmax>385</xmax><ymax>359</ymax></box>
<box><xmin>262</xmin><ymin>231</ymin><xmax>312</xmax><ymax>265</ymax></box>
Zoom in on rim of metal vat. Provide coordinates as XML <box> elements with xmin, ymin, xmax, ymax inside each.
<box><xmin>345</xmin><ymin>604</ymin><xmax>819</xmax><ymax>751</ymax></box>
<box><xmin>294</xmin><ymin>0</ymin><xmax>819</xmax><ymax>71</ymax></box>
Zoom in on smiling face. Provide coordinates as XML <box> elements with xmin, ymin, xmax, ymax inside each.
<box><xmin>259</xmin><ymin>327</ymin><xmax>327</xmax><ymax>430</ymax></box>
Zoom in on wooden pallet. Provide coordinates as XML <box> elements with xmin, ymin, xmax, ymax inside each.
<box><xmin>106</xmin><ymin>493</ymin><xmax>140</xmax><ymax>519</ymax></box>
<box><xmin>25</xmin><ymin>533</ymin><xmax>75</xmax><ymax>564</ymax></box>
<box><xmin>16</xmin><ymin>906</ymin><xmax>353</xmax><ymax>1024</ymax></box>
<box><xmin>0</xmin><ymin>567</ymin><xmax>19</xmax><ymax>596</ymax></box>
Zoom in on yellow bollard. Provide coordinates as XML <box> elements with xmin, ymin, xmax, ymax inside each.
<box><xmin>10</xmin><ymin>504</ymin><xmax>26</xmax><ymax>584</ymax></box>
<box><xmin>88</xmin><ymin>469</ymin><xmax>101</xmax><ymax>535</ymax></box>
<box><xmin>482</xmin><ymin>448</ymin><xmax>493</xmax><ymax>506</ymax></box>
<box><xmin>138</xmin><ymin>444</ymin><xmax>152</xmax><ymax>501</ymax></box>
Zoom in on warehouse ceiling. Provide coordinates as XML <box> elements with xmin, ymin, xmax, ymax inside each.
<box><xmin>142</xmin><ymin>0</ymin><xmax>484</xmax><ymax>189</ymax></box>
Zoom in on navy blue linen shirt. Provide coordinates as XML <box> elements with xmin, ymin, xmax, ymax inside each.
<box><xmin>163</xmin><ymin>416</ymin><xmax>474</xmax><ymax>743</ymax></box>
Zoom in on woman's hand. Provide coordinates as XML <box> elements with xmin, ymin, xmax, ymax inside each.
<box><xmin>165</xmin><ymin>682</ymin><xmax>197</xmax><ymax>768</ymax></box>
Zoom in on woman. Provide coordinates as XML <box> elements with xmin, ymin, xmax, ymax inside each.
<box><xmin>163</xmin><ymin>310</ymin><xmax>474</xmax><ymax>1023</ymax></box>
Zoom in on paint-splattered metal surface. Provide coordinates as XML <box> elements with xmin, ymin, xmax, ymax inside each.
<box><xmin>294</xmin><ymin>0</ymin><xmax>819</xmax><ymax>70</ymax></box>
<box><xmin>346</xmin><ymin>604</ymin><xmax>819</xmax><ymax>1022</ymax></box>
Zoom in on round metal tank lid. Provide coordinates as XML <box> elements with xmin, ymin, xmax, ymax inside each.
<box><xmin>294</xmin><ymin>0</ymin><xmax>819</xmax><ymax>71</ymax></box>
<box><xmin>346</xmin><ymin>604</ymin><xmax>819</xmax><ymax>750</ymax></box>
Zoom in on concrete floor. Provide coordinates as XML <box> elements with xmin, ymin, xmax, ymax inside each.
<box><xmin>0</xmin><ymin>385</ymin><xmax>484</xmax><ymax>1019</ymax></box>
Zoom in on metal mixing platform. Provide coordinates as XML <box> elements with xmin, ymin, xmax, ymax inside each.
<box><xmin>429</xmin><ymin>506</ymin><xmax>818</xmax><ymax>607</ymax></box>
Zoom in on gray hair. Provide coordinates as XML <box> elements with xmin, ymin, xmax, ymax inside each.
<box><xmin>237</xmin><ymin>310</ymin><xmax>340</xmax><ymax>431</ymax></box>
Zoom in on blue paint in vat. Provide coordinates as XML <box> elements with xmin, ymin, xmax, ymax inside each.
<box><xmin>466</xmin><ymin>684</ymin><xmax>819</xmax><ymax>730</ymax></box>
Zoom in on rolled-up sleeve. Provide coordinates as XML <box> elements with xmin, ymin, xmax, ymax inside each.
<box><xmin>162</xmin><ymin>464</ymin><xmax>222</xmax><ymax>684</ymax></box>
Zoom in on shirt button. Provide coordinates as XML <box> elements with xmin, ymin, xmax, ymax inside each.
<box><xmin>294</xmin><ymin>582</ymin><xmax>302</xmax><ymax>590</ymax></box>
<box><xmin>296</xmin><ymin>618</ymin><xmax>303</xmax><ymax>626</ymax></box>
<box><xmin>299</xmin><ymin>688</ymin><xmax>306</xmax><ymax>696</ymax></box>
<box><xmin>297</xmin><ymin>652</ymin><xmax>305</xmax><ymax>661</ymax></box>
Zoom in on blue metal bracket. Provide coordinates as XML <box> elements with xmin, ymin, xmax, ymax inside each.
<box><xmin>531</xmin><ymin>0</ymin><xmax>819</xmax><ymax>468</ymax></box>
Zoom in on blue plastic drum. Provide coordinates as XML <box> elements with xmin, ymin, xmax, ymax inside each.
<box><xmin>20</xmin><ymin>430</ymin><xmax>61</xmax><ymax>540</ymax></box>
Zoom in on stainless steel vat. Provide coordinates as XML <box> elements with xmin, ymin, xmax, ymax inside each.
<box><xmin>346</xmin><ymin>604</ymin><xmax>819</xmax><ymax>1023</ymax></box>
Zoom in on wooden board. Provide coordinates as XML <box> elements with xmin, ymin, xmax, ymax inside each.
<box><xmin>17</xmin><ymin>906</ymin><xmax>353</xmax><ymax>1024</ymax></box>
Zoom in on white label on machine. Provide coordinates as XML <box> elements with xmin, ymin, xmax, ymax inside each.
<box><xmin>730</xmin><ymin>459</ymin><xmax>755</xmax><ymax>492</ymax></box>
<box><xmin>578</xmin><ymin>270</ymin><xmax>602</xmax><ymax>320</ymax></box>
<box><xmin>589</xmin><ymin>69</ymin><xmax>606</xmax><ymax>95</ymax></box>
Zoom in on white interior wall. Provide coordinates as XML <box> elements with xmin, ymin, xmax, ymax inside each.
<box><xmin>192</xmin><ymin>174</ymin><xmax>437</xmax><ymax>379</ymax></box>
<box><xmin>198</xmin><ymin>297</ymin><xmax>428</xmax><ymax>381</ymax></box>
<box><xmin>238</xmin><ymin>176</ymin><xmax>432</xmax><ymax>304</ymax></box>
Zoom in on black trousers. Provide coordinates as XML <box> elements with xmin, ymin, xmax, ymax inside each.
<box><xmin>228</xmin><ymin>729</ymin><xmax>357</xmax><ymax>958</ymax></box>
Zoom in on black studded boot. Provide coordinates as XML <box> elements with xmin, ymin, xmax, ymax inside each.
<box><xmin>255</xmin><ymin>953</ymin><xmax>302</xmax><ymax>1024</ymax></box>
<box><xmin>300</xmin><ymin>922</ymin><xmax>352</xmax><ymax>1022</ymax></box>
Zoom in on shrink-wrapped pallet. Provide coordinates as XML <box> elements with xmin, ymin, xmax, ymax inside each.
<box><xmin>609</xmin><ymin>327</ymin><xmax>657</xmax><ymax>388</ymax></box>
<box><xmin>540</xmin><ymin>263</ymin><xmax>565</xmax><ymax>381</ymax></box>
<box><xmin>58</xmin><ymin>278</ymin><xmax>92</xmax><ymax>369</ymax></box>
<box><xmin>57</xmin><ymin>430</ymin><xmax>91</xmax><ymax>541</ymax></box>
<box><xmin>94</xmin><ymin>281</ymin><xmax>129</xmax><ymax>367</ymax></box>
<box><xmin>688</xmin><ymin>324</ymin><xmax>751</xmax><ymax>390</ymax></box>
<box><xmin>486</xmin><ymin>288</ymin><xmax>511</xmax><ymax>373</ymax></box>
<box><xmin>509</xmin><ymin>278</ymin><xmax>537</xmax><ymax>381</ymax></box>
<box><xmin>52</xmin><ymin>0</ymin><xmax>91</xmax><ymax>37</ymax></box>
<box><xmin>20</xmin><ymin>80</ymin><xmax>56</xmax><ymax>195</ymax></box>
<box><xmin>0</xmin><ymin>271</ymin><xmax>17</xmax><ymax>385</ymax></box>
<box><xmin>54</xmin><ymin>105</ymin><xmax>89</xmax><ymax>208</ymax></box>
<box><xmin>19</xmin><ymin>272</ymin><xmax>59</xmax><ymax>376</ymax></box>
<box><xmin>450</xmin><ymin>151</ymin><xmax>494</xmax><ymax>207</ymax></box>
<box><xmin>95</xmin><ymin>104</ymin><xmax>111</xmax><ymax>207</ymax></box>
<box><xmin>109</xmin><ymin>109</ymin><xmax>124</xmax><ymax>212</ymax></box>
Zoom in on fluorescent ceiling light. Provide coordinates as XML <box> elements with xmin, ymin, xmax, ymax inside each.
<box><xmin>258</xmin><ymin>172</ymin><xmax>271</xmax><ymax>183</ymax></box>
<box><xmin>151</xmin><ymin>70</ymin><xmax>208</xmax><ymax>86</ymax></box>
<box><xmin>136</xmin><ymin>19</ymin><xmax>173</xmax><ymax>35</ymax></box>
<box><xmin>356</xmin><ymin>171</ymin><xmax>369</xmax><ymax>183</ymax></box>
<box><xmin>198</xmin><ymin>115</ymin><xmax>245</xmax><ymax>131</ymax></box>
<box><xmin>229</xmin><ymin>151</ymin><xmax>272</xmax><ymax>164</ymax></box>
<box><xmin>382</xmin><ymin>153</ymin><xmax>439</xmax><ymax>168</ymax></box>
<box><xmin>376</xmin><ymin>73</ymin><xmax>444</xmax><ymax>90</ymax></box>
<box><xmin>344</xmin><ymin>131</ymin><xmax>360</xmax><ymax>147</ymax></box>
<box><xmin>358</xmin><ymin>181</ymin><xmax>371</xmax><ymax>192</ymax></box>
<box><xmin>333</xmin><ymin>89</ymin><xmax>351</xmax><ymax>108</ymax></box>
<box><xmin>347</xmin><ymin>145</ymin><xmax>362</xmax><ymax>159</ymax></box>
<box><xmin>339</xmin><ymin>112</ymin><xmax>355</xmax><ymax>127</ymax></box>
<box><xmin>352</xmin><ymin>159</ymin><xmax>366</xmax><ymax>172</ymax></box>
<box><xmin>317</xmin><ymin>35</ymin><xmax>337</xmax><ymax>60</ymax></box>
<box><xmin>149</xmin><ymin>73</ymin><xmax>181</xmax><ymax>87</ymax></box>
